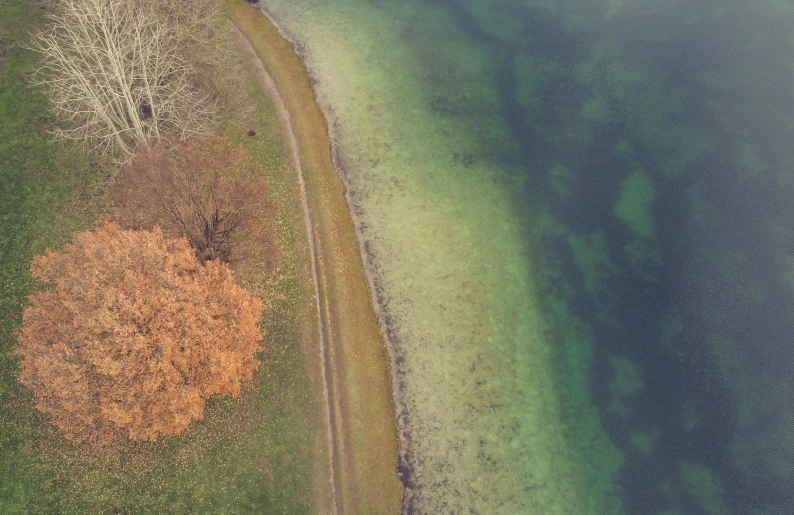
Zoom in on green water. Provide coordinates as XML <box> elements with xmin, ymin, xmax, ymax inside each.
<box><xmin>258</xmin><ymin>0</ymin><xmax>794</xmax><ymax>513</ymax></box>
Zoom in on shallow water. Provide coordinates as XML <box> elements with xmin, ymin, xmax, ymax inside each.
<box><xmin>258</xmin><ymin>1</ymin><xmax>794</xmax><ymax>513</ymax></box>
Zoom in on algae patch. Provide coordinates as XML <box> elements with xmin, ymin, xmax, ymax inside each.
<box><xmin>614</xmin><ymin>171</ymin><xmax>656</xmax><ymax>239</ymax></box>
<box><xmin>608</xmin><ymin>355</ymin><xmax>644</xmax><ymax>418</ymax></box>
<box><xmin>679</xmin><ymin>461</ymin><xmax>730</xmax><ymax>515</ymax></box>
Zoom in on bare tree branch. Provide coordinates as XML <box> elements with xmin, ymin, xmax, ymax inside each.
<box><xmin>111</xmin><ymin>139</ymin><xmax>278</xmax><ymax>280</ymax></box>
<box><xmin>31</xmin><ymin>0</ymin><xmax>218</xmax><ymax>157</ymax></box>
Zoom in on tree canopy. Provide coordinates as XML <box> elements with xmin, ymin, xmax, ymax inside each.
<box><xmin>31</xmin><ymin>0</ymin><xmax>232</xmax><ymax>156</ymax></box>
<box><xmin>111</xmin><ymin>138</ymin><xmax>276</xmax><ymax>277</ymax></box>
<box><xmin>16</xmin><ymin>222</ymin><xmax>263</xmax><ymax>444</ymax></box>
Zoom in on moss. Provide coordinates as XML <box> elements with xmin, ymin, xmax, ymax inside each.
<box><xmin>613</xmin><ymin>140</ymin><xmax>633</xmax><ymax>154</ymax></box>
<box><xmin>567</xmin><ymin>230</ymin><xmax>620</xmax><ymax>326</ymax></box>
<box><xmin>547</xmin><ymin>164</ymin><xmax>574</xmax><ymax>199</ymax></box>
<box><xmin>567</xmin><ymin>230</ymin><xmax>616</xmax><ymax>296</ymax></box>
<box><xmin>581</xmin><ymin>95</ymin><xmax>613</xmax><ymax>123</ymax></box>
<box><xmin>514</xmin><ymin>52</ymin><xmax>564</xmax><ymax>122</ymax></box>
<box><xmin>658</xmin><ymin>307</ymin><xmax>684</xmax><ymax>357</ymax></box>
<box><xmin>575</xmin><ymin>44</ymin><xmax>716</xmax><ymax>177</ymax></box>
<box><xmin>458</xmin><ymin>0</ymin><xmax>523</xmax><ymax>43</ymax></box>
<box><xmin>623</xmin><ymin>238</ymin><xmax>662</xmax><ymax>282</ymax></box>
<box><xmin>732</xmin><ymin>138</ymin><xmax>768</xmax><ymax>179</ymax></box>
<box><xmin>526</xmin><ymin>0</ymin><xmax>558</xmax><ymax>14</ymax></box>
<box><xmin>662</xmin><ymin>126</ymin><xmax>717</xmax><ymax>178</ymax></box>
<box><xmin>659</xmin><ymin>480</ymin><xmax>675</xmax><ymax>498</ymax></box>
<box><xmin>629</xmin><ymin>429</ymin><xmax>660</xmax><ymax>456</ymax></box>
<box><xmin>604</xmin><ymin>0</ymin><xmax>625</xmax><ymax>19</ymax></box>
<box><xmin>779</xmin><ymin>254</ymin><xmax>794</xmax><ymax>294</ymax></box>
<box><xmin>534</xmin><ymin>258</ymin><xmax>625</xmax><ymax>513</ymax></box>
<box><xmin>681</xmin><ymin>401</ymin><xmax>701</xmax><ymax>433</ymax></box>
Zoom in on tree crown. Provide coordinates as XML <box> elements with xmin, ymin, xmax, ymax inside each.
<box><xmin>16</xmin><ymin>222</ymin><xmax>263</xmax><ymax>444</ymax></box>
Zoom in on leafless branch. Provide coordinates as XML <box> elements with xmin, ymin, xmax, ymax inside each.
<box><xmin>31</xmin><ymin>0</ymin><xmax>218</xmax><ymax>157</ymax></box>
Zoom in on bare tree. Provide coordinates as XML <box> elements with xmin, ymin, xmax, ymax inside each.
<box><xmin>31</xmin><ymin>0</ymin><xmax>218</xmax><ymax>156</ymax></box>
<box><xmin>111</xmin><ymin>138</ymin><xmax>277</xmax><ymax>279</ymax></box>
<box><xmin>150</xmin><ymin>0</ymin><xmax>255</xmax><ymax>128</ymax></box>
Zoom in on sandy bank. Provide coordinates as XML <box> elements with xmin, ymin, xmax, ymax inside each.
<box><xmin>225</xmin><ymin>1</ymin><xmax>403</xmax><ymax>513</ymax></box>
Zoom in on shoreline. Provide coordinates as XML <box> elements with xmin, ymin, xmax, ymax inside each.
<box><xmin>225</xmin><ymin>2</ymin><xmax>403</xmax><ymax>513</ymax></box>
<box><xmin>232</xmin><ymin>3</ymin><xmax>435</xmax><ymax>510</ymax></box>
<box><xmin>226</xmin><ymin>2</ymin><xmax>625</xmax><ymax>513</ymax></box>
<box><xmin>244</xmin><ymin>0</ymin><xmax>415</xmax><ymax>492</ymax></box>
<box><xmin>232</xmin><ymin>3</ymin><xmax>434</xmax><ymax>510</ymax></box>
<box><xmin>229</xmin><ymin>24</ymin><xmax>339</xmax><ymax>513</ymax></box>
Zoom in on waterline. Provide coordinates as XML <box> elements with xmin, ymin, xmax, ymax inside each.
<box><xmin>257</xmin><ymin>1</ymin><xmax>623</xmax><ymax>512</ymax></box>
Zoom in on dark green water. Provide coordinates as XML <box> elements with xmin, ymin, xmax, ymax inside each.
<box><xmin>260</xmin><ymin>0</ymin><xmax>794</xmax><ymax>513</ymax></box>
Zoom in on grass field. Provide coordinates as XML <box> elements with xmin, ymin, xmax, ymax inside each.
<box><xmin>0</xmin><ymin>0</ymin><xmax>330</xmax><ymax>512</ymax></box>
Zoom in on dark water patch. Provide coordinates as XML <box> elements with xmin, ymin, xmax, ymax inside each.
<box><xmin>496</xmin><ymin>1</ymin><xmax>794</xmax><ymax>513</ymax></box>
<box><xmin>425</xmin><ymin>1</ymin><xmax>757</xmax><ymax>512</ymax></box>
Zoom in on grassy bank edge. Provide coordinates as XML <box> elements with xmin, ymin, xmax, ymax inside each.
<box><xmin>224</xmin><ymin>2</ymin><xmax>403</xmax><ymax>513</ymax></box>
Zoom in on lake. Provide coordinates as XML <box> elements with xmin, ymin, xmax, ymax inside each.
<box><xmin>258</xmin><ymin>1</ymin><xmax>794</xmax><ymax>512</ymax></box>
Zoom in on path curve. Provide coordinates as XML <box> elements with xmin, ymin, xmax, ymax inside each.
<box><xmin>231</xmin><ymin>23</ymin><xmax>340</xmax><ymax>515</ymax></box>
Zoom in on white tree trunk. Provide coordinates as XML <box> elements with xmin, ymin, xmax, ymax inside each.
<box><xmin>32</xmin><ymin>0</ymin><xmax>217</xmax><ymax>157</ymax></box>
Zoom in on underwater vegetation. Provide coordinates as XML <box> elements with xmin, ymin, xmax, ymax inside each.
<box><xmin>258</xmin><ymin>0</ymin><xmax>794</xmax><ymax>512</ymax></box>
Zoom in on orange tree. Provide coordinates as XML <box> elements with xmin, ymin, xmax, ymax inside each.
<box><xmin>15</xmin><ymin>222</ymin><xmax>263</xmax><ymax>444</ymax></box>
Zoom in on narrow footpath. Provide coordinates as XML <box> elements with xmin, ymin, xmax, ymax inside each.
<box><xmin>227</xmin><ymin>2</ymin><xmax>403</xmax><ymax>513</ymax></box>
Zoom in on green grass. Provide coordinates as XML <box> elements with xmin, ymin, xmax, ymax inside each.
<box><xmin>0</xmin><ymin>0</ymin><xmax>322</xmax><ymax>512</ymax></box>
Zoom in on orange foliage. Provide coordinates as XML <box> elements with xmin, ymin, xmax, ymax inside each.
<box><xmin>16</xmin><ymin>222</ymin><xmax>263</xmax><ymax>444</ymax></box>
<box><xmin>111</xmin><ymin>137</ymin><xmax>277</xmax><ymax>281</ymax></box>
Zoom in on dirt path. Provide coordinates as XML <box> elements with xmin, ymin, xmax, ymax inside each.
<box><xmin>231</xmin><ymin>24</ymin><xmax>340</xmax><ymax>513</ymax></box>
<box><xmin>226</xmin><ymin>2</ymin><xmax>403</xmax><ymax>513</ymax></box>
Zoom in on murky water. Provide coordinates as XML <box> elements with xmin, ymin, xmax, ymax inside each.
<box><xmin>258</xmin><ymin>1</ymin><xmax>794</xmax><ymax>513</ymax></box>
